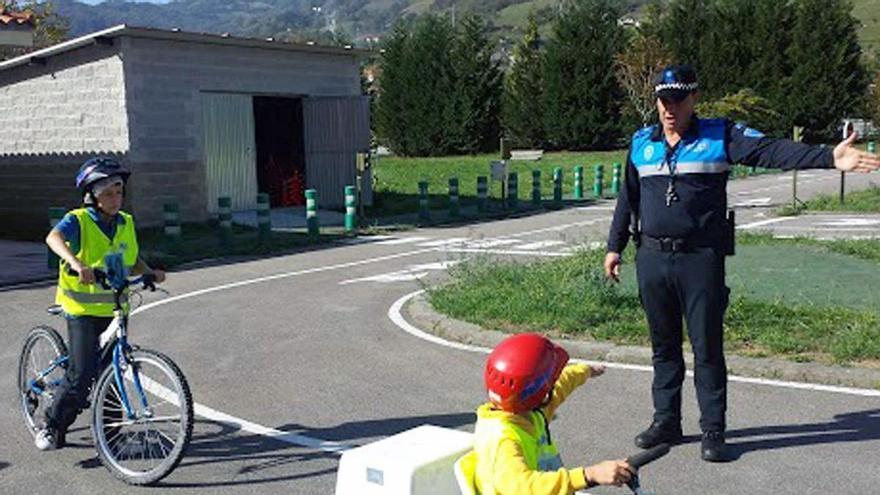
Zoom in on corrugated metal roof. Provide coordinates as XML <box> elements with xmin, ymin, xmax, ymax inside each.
<box><xmin>0</xmin><ymin>7</ymin><xmax>35</xmax><ymax>26</ymax></box>
<box><xmin>0</xmin><ymin>24</ymin><xmax>372</xmax><ymax>72</ymax></box>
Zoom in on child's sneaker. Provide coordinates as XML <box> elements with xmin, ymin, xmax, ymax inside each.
<box><xmin>34</xmin><ymin>428</ymin><xmax>59</xmax><ymax>451</ymax></box>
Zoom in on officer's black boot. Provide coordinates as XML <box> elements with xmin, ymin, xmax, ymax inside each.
<box><xmin>634</xmin><ymin>421</ymin><xmax>683</xmax><ymax>449</ymax></box>
<box><xmin>701</xmin><ymin>430</ymin><xmax>728</xmax><ymax>462</ymax></box>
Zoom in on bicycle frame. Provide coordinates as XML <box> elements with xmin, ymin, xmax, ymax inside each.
<box><xmin>30</xmin><ymin>274</ymin><xmax>155</xmax><ymax>423</ymax></box>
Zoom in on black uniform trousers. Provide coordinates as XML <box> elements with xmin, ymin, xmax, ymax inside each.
<box><xmin>636</xmin><ymin>245</ymin><xmax>730</xmax><ymax>433</ymax></box>
<box><xmin>45</xmin><ymin>315</ymin><xmax>113</xmax><ymax>433</ymax></box>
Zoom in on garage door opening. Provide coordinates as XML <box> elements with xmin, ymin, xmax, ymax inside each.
<box><xmin>253</xmin><ymin>96</ymin><xmax>306</xmax><ymax>207</ymax></box>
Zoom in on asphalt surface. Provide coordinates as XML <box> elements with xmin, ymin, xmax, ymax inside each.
<box><xmin>1</xmin><ymin>169</ymin><xmax>879</xmax><ymax>495</ymax></box>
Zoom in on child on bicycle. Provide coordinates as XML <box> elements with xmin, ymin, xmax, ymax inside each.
<box><xmin>36</xmin><ymin>157</ymin><xmax>165</xmax><ymax>451</ymax></box>
<box><xmin>470</xmin><ymin>333</ymin><xmax>633</xmax><ymax>494</ymax></box>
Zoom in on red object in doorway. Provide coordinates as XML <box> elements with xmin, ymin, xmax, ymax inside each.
<box><xmin>282</xmin><ymin>169</ymin><xmax>305</xmax><ymax>206</ymax></box>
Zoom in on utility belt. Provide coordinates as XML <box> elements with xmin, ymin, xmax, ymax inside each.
<box><xmin>632</xmin><ymin>211</ymin><xmax>736</xmax><ymax>256</ymax></box>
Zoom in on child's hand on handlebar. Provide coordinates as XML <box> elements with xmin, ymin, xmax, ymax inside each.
<box><xmin>71</xmin><ymin>261</ymin><xmax>96</xmax><ymax>285</ymax></box>
<box><xmin>588</xmin><ymin>364</ymin><xmax>606</xmax><ymax>377</ymax></box>
<box><xmin>584</xmin><ymin>459</ymin><xmax>634</xmax><ymax>487</ymax></box>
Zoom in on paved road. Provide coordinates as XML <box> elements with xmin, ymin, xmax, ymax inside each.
<box><xmin>1</xmin><ymin>169</ymin><xmax>878</xmax><ymax>495</ymax></box>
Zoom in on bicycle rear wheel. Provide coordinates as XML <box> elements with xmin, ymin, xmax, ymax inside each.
<box><xmin>91</xmin><ymin>348</ymin><xmax>193</xmax><ymax>485</ymax></box>
<box><xmin>18</xmin><ymin>326</ymin><xmax>68</xmax><ymax>435</ymax></box>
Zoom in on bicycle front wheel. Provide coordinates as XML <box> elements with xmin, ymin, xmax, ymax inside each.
<box><xmin>91</xmin><ymin>348</ymin><xmax>193</xmax><ymax>485</ymax></box>
<box><xmin>18</xmin><ymin>326</ymin><xmax>68</xmax><ymax>435</ymax></box>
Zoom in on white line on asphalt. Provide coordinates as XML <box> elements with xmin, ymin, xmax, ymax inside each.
<box><xmin>737</xmin><ymin>217</ymin><xmax>794</xmax><ymax>230</ymax></box>
<box><xmin>374</xmin><ymin>236</ymin><xmax>431</xmax><ymax>245</ymax></box>
<box><xmin>417</xmin><ymin>237</ymin><xmax>468</xmax><ymax>247</ymax></box>
<box><xmin>117</xmin><ymin>218</ymin><xmax>607</xmax><ymax>452</ymax></box>
<box><xmin>439</xmin><ymin>248</ymin><xmax>570</xmax><ymax>257</ymax></box>
<box><xmin>463</xmin><ymin>239</ymin><xmax>521</xmax><ymax>248</ymax></box>
<box><xmin>516</xmin><ymin>240</ymin><xmax>567</xmax><ymax>251</ymax></box>
<box><xmin>388</xmin><ymin>290</ymin><xmax>880</xmax><ymax>398</ymax></box>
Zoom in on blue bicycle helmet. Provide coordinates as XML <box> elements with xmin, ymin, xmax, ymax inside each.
<box><xmin>75</xmin><ymin>157</ymin><xmax>130</xmax><ymax>203</ymax></box>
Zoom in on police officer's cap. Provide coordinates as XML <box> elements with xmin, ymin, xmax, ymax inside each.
<box><xmin>654</xmin><ymin>65</ymin><xmax>698</xmax><ymax>102</ymax></box>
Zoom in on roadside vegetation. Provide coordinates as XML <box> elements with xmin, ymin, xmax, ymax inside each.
<box><xmin>428</xmin><ymin>236</ymin><xmax>880</xmax><ymax>365</ymax></box>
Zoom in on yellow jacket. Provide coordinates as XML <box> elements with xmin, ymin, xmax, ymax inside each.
<box><xmin>473</xmin><ymin>363</ymin><xmax>593</xmax><ymax>495</ymax></box>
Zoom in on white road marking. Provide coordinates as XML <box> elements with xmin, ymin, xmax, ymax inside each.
<box><xmin>114</xmin><ymin>218</ymin><xmax>606</xmax><ymax>453</ymax></box>
<box><xmin>375</xmin><ymin>236</ymin><xmax>431</xmax><ymax>245</ymax></box>
<box><xmin>439</xmin><ymin>248</ymin><xmax>570</xmax><ymax>257</ymax></box>
<box><xmin>815</xmin><ymin>218</ymin><xmax>880</xmax><ymax>227</ymax></box>
<box><xmin>339</xmin><ymin>261</ymin><xmax>460</xmax><ymax>285</ymax></box>
<box><xmin>516</xmin><ymin>240</ymin><xmax>567</xmax><ymax>251</ymax></box>
<box><xmin>417</xmin><ymin>237</ymin><xmax>468</xmax><ymax>247</ymax></box>
<box><xmin>731</xmin><ymin>197</ymin><xmax>773</xmax><ymax>207</ymax></box>
<box><xmin>737</xmin><ymin>217</ymin><xmax>794</xmax><ymax>230</ymax></box>
<box><xmin>463</xmin><ymin>239</ymin><xmax>521</xmax><ymax>248</ymax></box>
<box><xmin>388</xmin><ymin>290</ymin><xmax>880</xmax><ymax>398</ymax></box>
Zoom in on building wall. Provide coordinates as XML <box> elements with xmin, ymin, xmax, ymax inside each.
<box><xmin>122</xmin><ymin>37</ymin><xmax>363</xmax><ymax>224</ymax></box>
<box><xmin>0</xmin><ymin>44</ymin><xmax>129</xmax><ymax>155</ymax></box>
<box><xmin>0</xmin><ymin>44</ymin><xmax>129</xmax><ymax>239</ymax></box>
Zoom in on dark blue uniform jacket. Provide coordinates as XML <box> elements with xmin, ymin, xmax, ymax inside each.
<box><xmin>607</xmin><ymin>118</ymin><xmax>834</xmax><ymax>253</ymax></box>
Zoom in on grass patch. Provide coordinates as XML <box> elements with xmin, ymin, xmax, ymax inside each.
<box><xmin>800</xmin><ymin>184</ymin><xmax>880</xmax><ymax>213</ymax></box>
<box><xmin>369</xmin><ymin>150</ymin><xmax>770</xmax><ymax>218</ymax></box>
<box><xmin>738</xmin><ymin>231</ymin><xmax>880</xmax><ymax>264</ymax></box>
<box><xmin>428</xmin><ymin>247</ymin><xmax>880</xmax><ymax>364</ymax></box>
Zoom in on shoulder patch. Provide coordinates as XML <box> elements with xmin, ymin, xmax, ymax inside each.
<box><xmin>735</xmin><ymin>122</ymin><xmax>765</xmax><ymax>138</ymax></box>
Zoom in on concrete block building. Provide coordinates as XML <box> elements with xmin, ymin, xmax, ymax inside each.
<box><xmin>0</xmin><ymin>25</ymin><xmax>370</xmax><ymax>238</ymax></box>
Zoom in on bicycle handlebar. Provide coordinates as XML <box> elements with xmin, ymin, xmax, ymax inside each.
<box><xmin>65</xmin><ymin>266</ymin><xmax>156</xmax><ymax>292</ymax></box>
<box><xmin>626</xmin><ymin>443</ymin><xmax>670</xmax><ymax>470</ymax></box>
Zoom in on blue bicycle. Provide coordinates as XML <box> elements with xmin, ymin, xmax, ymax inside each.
<box><xmin>17</xmin><ymin>264</ymin><xmax>193</xmax><ymax>485</ymax></box>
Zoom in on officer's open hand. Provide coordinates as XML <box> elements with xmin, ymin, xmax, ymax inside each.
<box><xmin>604</xmin><ymin>252</ymin><xmax>622</xmax><ymax>283</ymax></box>
<box><xmin>833</xmin><ymin>132</ymin><xmax>880</xmax><ymax>173</ymax></box>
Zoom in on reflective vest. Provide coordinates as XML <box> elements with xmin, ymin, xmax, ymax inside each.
<box><xmin>629</xmin><ymin>118</ymin><xmax>730</xmax><ymax>178</ymax></box>
<box><xmin>474</xmin><ymin>410</ymin><xmax>563</xmax><ymax>495</ymax></box>
<box><xmin>55</xmin><ymin>208</ymin><xmax>138</xmax><ymax>317</ymax></box>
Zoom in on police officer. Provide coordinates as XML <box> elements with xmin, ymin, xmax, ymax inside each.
<box><xmin>603</xmin><ymin>65</ymin><xmax>879</xmax><ymax>462</ymax></box>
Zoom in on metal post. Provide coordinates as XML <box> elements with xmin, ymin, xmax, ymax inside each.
<box><xmin>573</xmin><ymin>166</ymin><xmax>584</xmax><ymax>199</ymax></box>
<box><xmin>532</xmin><ymin>169</ymin><xmax>542</xmax><ymax>206</ymax></box>
<box><xmin>48</xmin><ymin>207</ymin><xmax>65</xmax><ymax>270</ymax></box>
<box><xmin>611</xmin><ymin>162</ymin><xmax>622</xmax><ymax>196</ymax></box>
<box><xmin>418</xmin><ymin>181</ymin><xmax>430</xmax><ymax>222</ymax></box>
<box><xmin>305</xmin><ymin>189</ymin><xmax>318</xmax><ymax>239</ymax></box>
<box><xmin>449</xmin><ymin>177</ymin><xmax>460</xmax><ymax>218</ymax></box>
<box><xmin>593</xmin><ymin>164</ymin><xmax>604</xmax><ymax>198</ymax></box>
<box><xmin>163</xmin><ymin>203</ymin><xmax>181</xmax><ymax>251</ymax></box>
<box><xmin>257</xmin><ymin>193</ymin><xmax>271</xmax><ymax>244</ymax></box>
<box><xmin>218</xmin><ymin>196</ymin><xmax>232</xmax><ymax>249</ymax></box>
<box><xmin>345</xmin><ymin>185</ymin><xmax>357</xmax><ymax>234</ymax></box>
<box><xmin>792</xmin><ymin>126</ymin><xmax>803</xmax><ymax>209</ymax></box>
<box><xmin>553</xmin><ymin>168</ymin><xmax>563</xmax><ymax>207</ymax></box>
<box><xmin>507</xmin><ymin>172</ymin><xmax>518</xmax><ymax>210</ymax></box>
<box><xmin>477</xmin><ymin>176</ymin><xmax>488</xmax><ymax>214</ymax></box>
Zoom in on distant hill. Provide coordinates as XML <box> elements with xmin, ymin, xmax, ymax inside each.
<box><xmin>54</xmin><ymin>0</ymin><xmax>880</xmax><ymax>56</ymax></box>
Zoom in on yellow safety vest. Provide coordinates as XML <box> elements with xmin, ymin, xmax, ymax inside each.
<box><xmin>55</xmin><ymin>208</ymin><xmax>138</xmax><ymax>317</ymax></box>
<box><xmin>473</xmin><ymin>410</ymin><xmax>563</xmax><ymax>495</ymax></box>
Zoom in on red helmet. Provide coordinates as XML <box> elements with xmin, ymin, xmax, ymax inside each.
<box><xmin>484</xmin><ymin>333</ymin><xmax>569</xmax><ymax>413</ymax></box>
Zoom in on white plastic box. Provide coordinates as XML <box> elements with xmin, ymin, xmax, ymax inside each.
<box><xmin>335</xmin><ymin>425</ymin><xmax>474</xmax><ymax>495</ymax></box>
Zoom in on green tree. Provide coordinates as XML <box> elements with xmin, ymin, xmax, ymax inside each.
<box><xmin>657</xmin><ymin>0</ymin><xmax>714</xmax><ymax>73</ymax></box>
<box><xmin>502</xmin><ymin>12</ymin><xmax>545</xmax><ymax>148</ymax></box>
<box><xmin>374</xmin><ymin>15</ymin><xmax>456</xmax><ymax>156</ymax></box>
<box><xmin>696</xmin><ymin>89</ymin><xmax>783</xmax><ymax>133</ymax></box>
<box><xmin>0</xmin><ymin>1</ymin><xmax>68</xmax><ymax>61</ymax></box>
<box><xmin>446</xmin><ymin>14</ymin><xmax>503</xmax><ymax>154</ymax></box>
<box><xmin>614</xmin><ymin>30</ymin><xmax>672</xmax><ymax>127</ymax></box>
<box><xmin>543</xmin><ymin>0</ymin><xmax>626</xmax><ymax>150</ymax></box>
<box><xmin>786</xmin><ymin>0</ymin><xmax>868</xmax><ymax>141</ymax></box>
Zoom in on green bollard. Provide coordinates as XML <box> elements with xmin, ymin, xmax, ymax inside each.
<box><xmin>477</xmin><ymin>176</ymin><xmax>488</xmax><ymax>214</ymax></box>
<box><xmin>574</xmin><ymin>165</ymin><xmax>584</xmax><ymax>199</ymax></box>
<box><xmin>257</xmin><ymin>193</ymin><xmax>271</xmax><ymax>244</ymax></box>
<box><xmin>593</xmin><ymin>164</ymin><xmax>604</xmax><ymax>198</ymax></box>
<box><xmin>507</xmin><ymin>172</ymin><xmax>518</xmax><ymax>210</ymax></box>
<box><xmin>163</xmin><ymin>203</ymin><xmax>181</xmax><ymax>251</ymax></box>
<box><xmin>344</xmin><ymin>185</ymin><xmax>357</xmax><ymax>234</ymax></box>
<box><xmin>449</xmin><ymin>177</ymin><xmax>460</xmax><ymax>219</ymax></box>
<box><xmin>418</xmin><ymin>181</ymin><xmax>430</xmax><ymax>222</ymax></box>
<box><xmin>553</xmin><ymin>168</ymin><xmax>563</xmax><ymax>207</ymax></box>
<box><xmin>611</xmin><ymin>162</ymin><xmax>622</xmax><ymax>196</ymax></box>
<box><xmin>869</xmin><ymin>141</ymin><xmax>876</xmax><ymax>154</ymax></box>
<box><xmin>305</xmin><ymin>189</ymin><xmax>319</xmax><ymax>240</ymax></box>
<box><xmin>218</xmin><ymin>196</ymin><xmax>232</xmax><ymax>249</ymax></box>
<box><xmin>532</xmin><ymin>169</ymin><xmax>542</xmax><ymax>206</ymax></box>
<box><xmin>48</xmin><ymin>206</ymin><xmax>66</xmax><ymax>270</ymax></box>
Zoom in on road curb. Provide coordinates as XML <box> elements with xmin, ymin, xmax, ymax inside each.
<box><xmin>404</xmin><ymin>293</ymin><xmax>880</xmax><ymax>392</ymax></box>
